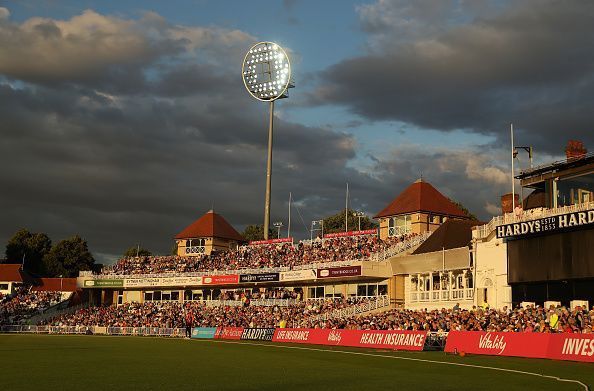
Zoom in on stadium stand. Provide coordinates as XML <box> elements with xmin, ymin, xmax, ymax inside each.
<box><xmin>101</xmin><ymin>233</ymin><xmax>418</xmax><ymax>275</ymax></box>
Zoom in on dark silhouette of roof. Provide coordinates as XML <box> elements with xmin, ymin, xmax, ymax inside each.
<box><xmin>31</xmin><ymin>278</ymin><xmax>78</xmax><ymax>292</ymax></box>
<box><xmin>375</xmin><ymin>179</ymin><xmax>470</xmax><ymax>219</ymax></box>
<box><xmin>412</xmin><ymin>219</ymin><xmax>481</xmax><ymax>254</ymax></box>
<box><xmin>0</xmin><ymin>264</ymin><xmax>28</xmax><ymax>283</ymax></box>
<box><xmin>175</xmin><ymin>210</ymin><xmax>244</xmax><ymax>241</ymax></box>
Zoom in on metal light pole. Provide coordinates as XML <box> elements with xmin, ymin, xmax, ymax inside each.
<box><xmin>273</xmin><ymin>221</ymin><xmax>283</xmax><ymax>239</ymax></box>
<box><xmin>355</xmin><ymin>211</ymin><xmax>365</xmax><ymax>231</ymax></box>
<box><xmin>242</xmin><ymin>42</ymin><xmax>294</xmax><ymax>240</ymax></box>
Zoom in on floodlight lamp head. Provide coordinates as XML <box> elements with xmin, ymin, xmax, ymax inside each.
<box><xmin>242</xmin><ymin>41</ymin><xmax>292</xmax><ymax>102</ymax></box>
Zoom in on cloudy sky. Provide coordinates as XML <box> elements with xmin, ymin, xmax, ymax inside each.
<box><xmin>1</xmin><ymin>0</ymin><xmax>593</xmax><ymax>263</ymax></box>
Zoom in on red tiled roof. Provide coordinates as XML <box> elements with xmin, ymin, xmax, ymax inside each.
<box><xmin>31</xmin><ymin>278</ymin><xmax>78</xmax><ymax>292</ymax></box>
<box><xmin>375</xmin><ymin>179</ymin><xmax>469</xmax><ymax>219</ymax></box>
<box><xmin>175</xmin><ymin>210</ymin><xmax>244</xmax><ymax>241</ymax></box>
<box><xmin>0</xmin><ymin>264</ymin><xmax>26</xmax><ymax>282</ymax></box>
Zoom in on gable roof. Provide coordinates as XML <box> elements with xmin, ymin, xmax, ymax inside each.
<box><xmin>412</xmin><ymin>219</ymin><xmax>481</xmax><ymax>255</ymax></box>
<box><xmin>31</xmin><ymin>278</ymin><xmax>78</xmax><ymax>292</ymax></box>
<box><xmin>375</xmin><ymin>179</ymin><xmax>470</xmax><ymax>219</ymax></box>
<box><xmin>0</xmin><ymin>264</ymin><xmax>28</xmax><ymax>283</ymax></box>
<box><xmin>175</xmin><ymin>210</ymin><xmax>244</xmax><ymax>241</ymax></box>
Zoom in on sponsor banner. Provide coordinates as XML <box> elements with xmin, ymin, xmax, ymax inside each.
<box><xmin>214</xmin><ymin>327</ymin><xmax>244</xmax><ymax>340</ymax></box>
<box><xmin>444</xmin><ymin>331</ymin><xmax>550</xmax><ymax>359</ymax></box>
<box><xmin>239</xmin><ymin>273</ymin><xmax>280</xmax><ymax>283</ymax></box>
<box><xmin>323</xmin><ymin>229</ymin><xmax>378</xmax><ymax>239</ymax></box>
<box><xmin>496</xmin><ymin>209</ymin><xmax>594</xmax><ymax>239</ymax></box>
<box><xmin>83</xmin><ymin>279</ymin><xmax>124</xmax><ymax>288</ymax></box>
<box><xmin>548</xmin><ymin>334</ymin><xmax>594</xmax><ymax>363</ymax></box>
<box><xmin>241</xmin><ymin>328</ymin><xmax>275</xmax><ymax>341</ymax></box>
<box><xmin>191</xmin><ymin>327</ymin><xmax>218</xmax><ymax>339</ymax></box>
<box><xmin>273</xmin><ymin>329</ymin><xmax>426</xmax><ymax>351</ymax></box>
<box><xmin>279</xmin><ymin>269</ymin><xmax>317</xmax><ymax>282</ymax></box>
<box><xmin>125</xmin><ymin>276</ymin><xmax>201</xmax><ymax>288</ymax></box>
<box><xmin>249</xmin><ymin>238</ymin><xmax>293</xmax><ymax>246</ymax></box>
<box><xmin>317</xmin><ymin>265</ymin><xmax>362</xmax><ymax>279</ymax></box>
<box><xmin>201</xmin><ymin>274</ymin><xmax>239</xmax><ymax>285</ymax></box>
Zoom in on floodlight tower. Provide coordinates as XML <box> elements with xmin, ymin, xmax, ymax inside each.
<box><xmin>242</xmin><ymin>42</ymin><xmax>294</xmax><ymax>240</ymax></box>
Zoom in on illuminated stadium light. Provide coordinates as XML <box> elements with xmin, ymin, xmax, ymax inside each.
<box><xmin>242</xmin><ymin>42</ymin><xmax>291</xmax><ymax>101</ymax></box>
<box><xmin>241</xmin><ymin>42</ymin><xmax>295</xmax><ymax>239</ymax></box>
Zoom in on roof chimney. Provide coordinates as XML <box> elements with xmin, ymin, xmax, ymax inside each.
<box><xmin>501</xmin><ymin>193</ymin><xmax>520</xmax><ymax>214</ymax></box>
<box><xmin>565</xmin><ymin>140</ymin><xmax>587</xmax><ymax>160</ymax></box>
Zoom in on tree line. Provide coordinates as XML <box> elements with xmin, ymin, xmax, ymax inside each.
<box><xmin>3</xmin><ymin>229</ymin><xmax>98</xmax><ymax>278</ymax></box>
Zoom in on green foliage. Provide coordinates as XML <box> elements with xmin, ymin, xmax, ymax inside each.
<box><xmin>123</xmin><ymin>246</ymin><xmax>152</xmax><ymax>257</ymax></box>
<box><xmin>5</xmin><ymin>229</ymin><xmax>52</xmax><ymax>275</ymax></box>
<box><xmin>241</xmin><ymin>224</ymin><xmax>273</xmax><ymax>241</ymax></box>
<box><xmin>449</xmin><ymin>198</ymin><xmax>478</xmax><ymax>220</ymax></box>
<box><xmin>42</xmin><ymin>235</ymin><xmax>95</xmax><ymax>278</ymax></box>
<box><xmin>171</xmin><ymin>243</ymin><xmax>179</xmax><ymax>256</ymax></box>
<box><xmin>322</xmin><ymin>209</ymin><xmax>378</xmax><ymax>234</ymax></box>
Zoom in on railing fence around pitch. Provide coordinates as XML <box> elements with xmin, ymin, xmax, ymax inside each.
<box><xmin>0</xmin><ymin>324</ymin><xmax>447</xmax><ymax>350</ymax></box>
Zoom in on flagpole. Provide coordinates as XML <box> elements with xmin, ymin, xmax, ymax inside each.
<box><xmin>345</xmin><ymin>183</ymin><xmax>349</xmax><ymax>232</ymax></box>
<box><xmin>287</xmin><ymin>192</ymin><xmax>292</xmax><ymax>239</ymax></box>
<box><xmin>511</xmin><ymin>123</ymin><xmax>515</xmax><ymax>213</ymax></box>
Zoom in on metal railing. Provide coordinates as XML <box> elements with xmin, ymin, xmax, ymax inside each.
<box><xmin>198</xmin><ymin>299</ymin><xmax>297</xmax><ymax>307</ymax></box>
<box><xmin>473</xmin><ymin>201</ymin><xmax>594</xmax><ymax>240</ymax></box>
<box><xmin>370</xmin><ymin>231</ymin><xmax>432</xmax><ymax>261</ymax></box>
<box><xmin>312</xmin><ymin>295</ymin><xmax>391</xmax><ymax>323</ymax></box>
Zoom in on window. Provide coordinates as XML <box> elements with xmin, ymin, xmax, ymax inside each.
<box><xmin>388</xmin><ymin>215</ymin><xmax>411</xmax><ymax>236</ymax></box>
<box><xmin>308</xmin><ymin>286</ymin><xmax>325</xmax><ymax>298</ymax></box>
<box><xmin>0</xmin><ymin>283</ymin><xmax>8</xmax><ymax>290</ymax></box>
<box><xmin>144</xmin><ymin>292</ymin><xmax>153</xmax><ymax>301</ymax></box>
<box><xmin>185</xmin><ymin>238</ymin><xmax>206</xmax><ymax>255</ymax></box>
<box><xmin>117</xmin><ymin>290</ymin><xmax>123</xmax><ymax>305</ymax></box>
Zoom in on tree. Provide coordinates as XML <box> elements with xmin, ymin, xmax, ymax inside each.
<box><xmin>123</xmin><ymin>246</ymin><xmax>152</xmax><ymax>257</ymax></box>
<box><xmin>322</xmin><ymin>209</ymin><xmax>378</xmax><ymax>234</ymax></box>
<box><xmin>5</xmin><ymin>229</ymin><xmax>52</xmax><ymax>275</ymax></box>
<box><xmin>42</xmin><ymin>235</ymin><xmax>95</xmax><ymax>277</ymax></box>
<box><xmin>449</xmin><ymin>198</ymin><xmax>478</xmax><ymax>221</ymax></box>
<box><xmin>241</xmin><ymin>224</ymin><xmax>273</xmax><ymax>241</ymax></box>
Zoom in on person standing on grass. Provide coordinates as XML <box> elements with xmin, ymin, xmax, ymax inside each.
<box><xmin>185</xmin><ymin>308</ymin><xmax>194</xmax><ymax>339</ymax></box>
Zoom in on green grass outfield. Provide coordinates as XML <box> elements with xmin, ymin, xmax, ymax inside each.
<box><xmin>1</xmin><ymin>334</ymin><xmax>593</xmax><ymax>391</ymax></box>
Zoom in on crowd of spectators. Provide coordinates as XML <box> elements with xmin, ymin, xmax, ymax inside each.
<box><xmin>319</xmin><ymin>304</ymin><xmax>594</xmax><ymax>334</ymax></box>
<box><xmin>41</xmin><ymin>299</ymin><xmax>594</xmax><ymax>334</ymax></box>
<box><xmin>43</xmin><ymin>297</ymin><xmax>369</xmax><ymax>328</ymax></box>
<box><xmin>218</xmin><ymin>288</ymin><xmax>301</xmax><ymax>301</ymax></box>
<box><xmin>0</xmin><ymin>286</ymin><xmax>63</xmax><ymax>325</ymax></box>
<box><xmin>103</xmin><ymin>233</ymin><xmax>419</xmax><ymax>275</ymax></box>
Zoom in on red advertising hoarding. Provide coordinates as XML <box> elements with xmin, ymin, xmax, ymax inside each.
<box><xmin>444</xmin><ymin>331</ymin><xmax>549</xmax><ymax>359</ymax></box>
<box><xmin>249</xmin><ymin>238</ymin><xmax>293</xmax><ymax>246</ymax></box>
<box><xmin>273</xmin><ymin>329</ymin><xmax>426</xmax><ymax>351</ymax></box>
<box><xmin>214</xmin><ymin>327</ymin><xmax>244</xmax><ymax>340</ymax></box>
<box><xmin>548</xmin><ymin>334</ymin><xmax>594</xmax><ymax>363</ymax></box>
<box><xmin>445</xmin><ymin>331</ymin><xmax>594</xmax><ymax>363</ymax></box>
<box><xmin>316</xmin><ymin>265</ymin><xmax>361</xmax><ymax>279</ymax></box>
<box><xmin>323</xmin><ymin>229</ymin><xmax>377</xmax><ymax>239</ymax></box>
<box><xmin>201</xmin><ymin>274</ymin><xmax>239</xmax><ymax>285</ymax></box>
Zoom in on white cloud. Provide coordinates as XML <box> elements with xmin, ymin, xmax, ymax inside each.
<box><xmin>484</xmin><ymin>201</ymin><xmax>501</xmax><ymax>216</ymax></box>
<box><xmin>0</xmin><ymin>7</ymin><xmax>9</xmax><ymax>20</ymax></box>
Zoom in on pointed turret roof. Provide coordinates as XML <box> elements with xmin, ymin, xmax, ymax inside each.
<box><xmin>175</xmin><ymin>210</ymin><xmax>244</xmax><ymax>241</ymax></box>
<box><xmin>374</xmin><ymin>179</ymin><xmax>469</xmax><ymax>219</ymax></box>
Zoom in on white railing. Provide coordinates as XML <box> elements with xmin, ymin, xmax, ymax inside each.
<box><xmin>313</xmin><ymin>295</ymin><xmax>391</xmax><ymax>323</ymax></box>
<box><xmin>370</xmin><ymin>231</ymin><xmax>432</xmax><ymax>261</ymax></box>
<box><xmin>0</xmin><ymin>324</ymin><xmax>186</xmax><ymax>337</ymax></box>
<box><xmin>410</xmin><ymin>288</ymin><xmax>473</xmax><ymax>303</ymax></box>
<box><xmin>474</xmin><ymin>201</ymin><xmax>594</xmax><ymax>240</ymax></box>
<box><xmin>197</xmin><ymin>299</ymin><xmax>297</xmax><ymax>307</ymax></box>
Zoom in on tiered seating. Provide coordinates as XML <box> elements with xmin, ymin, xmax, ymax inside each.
<box><xmin>102</xmin><ymin>233</ymin><xmax>419</xmax><ymax>275</ymax></box>
<box><xmin>0</xmin><ymin>286</ymin><xmax>62</xmax><ymax>325</ymax></box>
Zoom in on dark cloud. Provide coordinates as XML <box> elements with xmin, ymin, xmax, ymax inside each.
<box><xmin>0</xmin><ymin>7</ymin><xmax>524</xmax><ymax>264</ymax></box>
<box><xmin>315</xmin><ymin>0</ymin><xmax>594</xmax><ymax>154</ymax></box>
